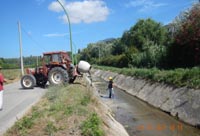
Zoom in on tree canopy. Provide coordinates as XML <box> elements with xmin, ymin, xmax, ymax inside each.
<box><xmin>121</xmin><ymin>18</ymin><xmax>168</xmax><ymax>51</ymax></box>
<box><xmin>168</xmin><ymin>3</ymin><xmax>200</xmax><ymax>67</ymax></box>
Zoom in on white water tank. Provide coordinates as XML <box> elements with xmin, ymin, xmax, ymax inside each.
<box><xmin>77</xmin><ymin>60</ymin><xmax>91</xmax><ymax>73</ymax></box>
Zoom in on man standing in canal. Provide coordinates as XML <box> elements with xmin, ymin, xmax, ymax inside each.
<box><xmin>0</xmin><ymin>66</ymin><xmax>6</xmax><ymax>111</ymax></box>
<box><xmin>108</xmin><ymin>77</ymin><xmax>114</xmax><ymax>98</ymax></box>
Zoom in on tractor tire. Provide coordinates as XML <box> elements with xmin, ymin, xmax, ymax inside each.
<box><xmin>21</xmin><ymin>74</ymin><xmax>36</xmax><ymax>89</ymax></box>
<box><xmin>48</xmin><ymin>67</ymin><xmax>69</xmax><ymax>85</ymax></box>
<box><xmin>35</xmin><ymin>74</ymin><xmax>48</xmax><ymax>88</ymax></box>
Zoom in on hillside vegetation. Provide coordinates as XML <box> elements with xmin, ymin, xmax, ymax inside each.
<box><xmin>78</xmin><ymin>3</ymin><xmax>200</xmax><ymax>69</ymax></box>
<box><xmin>77</xmin><ymin>3</ymin><xmax>200</xmax><ymax>89</ymax></box>
<box><xmin>0</xmin><ymin>56</ymin><xmax>41</xmax><ymax>69</ymax></box>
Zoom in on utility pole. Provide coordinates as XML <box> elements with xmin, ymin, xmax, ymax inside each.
<box><xmin>73</xmin><ymin>42</ymin><xmax>77</xmax><ymax>65</ymax></box>
<box><xmin>36</xmin><ymin>56</ymin><xmax>38</xmax><ymax>67</ymax></box>
<box><xmin>17</xmin><ymin>21</ymin><xmax>24</xmax><ymax>76</ymax></box>
<box><xmin>57</xmin><ymin>0</ymin><xmax>74</xmax><ymax>64</ymax></box>
<box><xmin>99</xmin><ymin>46</ymin><xmax>100</xmax><ymax>63</ymax></box>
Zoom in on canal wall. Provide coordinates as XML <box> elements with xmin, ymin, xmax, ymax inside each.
<box><xmin>92</xmin><ymin>69</ymin><xmax>200</xmax><ymax>127</ymax></box>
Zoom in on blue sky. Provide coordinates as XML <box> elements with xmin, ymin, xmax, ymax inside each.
<box><xmin>1</xmin><ymin>0</ymin><xmax>198</xmax><ymax>58</ymax></box>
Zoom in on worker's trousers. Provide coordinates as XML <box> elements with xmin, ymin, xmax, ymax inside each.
<box><xmin>0</xmin><ymin>90</ymin><xmax>3</xmax><ymax>110</ymax></box>
<box><xmin>108</xmin><ymin>88</ymin><xmax>114</xmax><ymax>98</ymax></box>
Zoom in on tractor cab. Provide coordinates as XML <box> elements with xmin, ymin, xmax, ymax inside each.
<box><xmin>43</xmin><ymin>51</ymin><xmax>71</xmax><ymax>65</ymax></box>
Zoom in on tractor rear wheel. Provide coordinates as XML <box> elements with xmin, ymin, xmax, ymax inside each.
<box><xmin>48</xmin><ymin>67</ymin><xmax>69</xmax><ymax>85</ymax></box>
<box><xmin>21</xmin><ymin>74</ymin><xmax>36</xmax><ymax>89</ymax></box>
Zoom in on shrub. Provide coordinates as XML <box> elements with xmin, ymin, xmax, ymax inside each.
<box><xmin>99</xmin><ymin>54</ymin><xmax>128</xmax><ymax>68</ymax></box>
<box><xmin>94</xmin><ymin>66</ymin><xmax>200</xmax><ymax>89</ymax></box>
<box><xmin>81</xmin><ymin>113</ymin><xmax>104</xmax><ymax>136</ymax></box>
<box><xmin>128</xmin><ymin>43</ymin><xmax>167</xmax><ymax>68</ymax></box>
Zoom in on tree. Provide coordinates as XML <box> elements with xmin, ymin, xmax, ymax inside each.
<box><xmin>79</xmin><ymin>48</ymin><xmax>91</xmax><ymax>62</ymax></box>
<box><xmin>169</xmin><ymin>3</ymin><xmax>200</xmax><ymax>67</ymax></box>
<box><xmin>121</xmin><ymin>18</ymin><xmax>168</xmax><ymax>51</ymax></box>
<box><xmin>111</xmin><ymin>38</ymin><xmax>126</xmax><ymax>55</ymax></box>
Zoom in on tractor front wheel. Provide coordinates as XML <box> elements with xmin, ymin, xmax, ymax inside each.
<box><xmin>21</xmin><ymin>74</ymin><xmax>36</xmax><ymax>89</ymax></box>
<box><xmin>48</xmin><ymin>67</ymin><xmax>69</xmax><ymax>85</ymax></box>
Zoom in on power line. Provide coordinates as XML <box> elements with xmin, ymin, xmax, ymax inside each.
<box><xmin>20</xmin><ymin>24</ymin><xmax>47</xmax><ymax>53</ymax></box>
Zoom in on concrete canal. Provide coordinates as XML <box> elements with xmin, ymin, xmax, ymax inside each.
<box><xmin>92</xmin><ymin>76</ymin><xmax>200</xmax><ymax>136</ymax></box>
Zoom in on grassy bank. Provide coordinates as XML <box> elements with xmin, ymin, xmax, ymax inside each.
<box><xmin>1</xmin><ymin>69</ymin><xmax>21</xmax><ymax>84</ymax></box>
<box><xmin>4</xmin><ymin>81</ymin><xmax>105</xmax><ymax>136</ymax></box>
<box><xmin>94</xmin><ymin>66</ymin><xmax>200</xmax><ymax>89</ymax></box>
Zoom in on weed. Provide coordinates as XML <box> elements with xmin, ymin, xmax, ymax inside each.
<box><xmin>45</xmin><ymin>86</ymin><xmax>64</xmax><ymax>102</ymax></box>
<box><xmin>49</xmin><ymin>102</ymin><xmax>65</xmax><ymax>112</ymax></box>
<box><xmin>14</xmin><ymin>116</ymin><xmax>34</xmax><ymax>135</ymax></box>
<box><xmin>76</xmin><ymin>106</ymin><xmax>88</xmax><ymax>116</ymax></box>
<box><xmin>80</xmin><ymin>95</ymin><xmax>91</xmax><ymax>106</ymax></box>
<box><xmin>64</xmin><ymin>106</ymin><xmax>74</xmax><ymax>116</ymax></box>
<box><xmin>81</xmin><ymin>113</ymin><xmax>104</xmax><ymax>136</ymax></box>
<box><xmin>45</xmin><ymin>121</ymin><xmax>58</xmax><ymax>136</ymax></box>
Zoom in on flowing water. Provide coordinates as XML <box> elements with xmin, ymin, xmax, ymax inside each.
<box><xmin>92</xmin><ymin>76</ymin><xmax>200</xmax><ymax>136</ymax></box>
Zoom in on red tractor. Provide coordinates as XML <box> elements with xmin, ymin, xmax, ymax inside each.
<box><xmin>20</xmin><ymin>51</ymin><xmax>91</xmax><ymax>89</ymax></box>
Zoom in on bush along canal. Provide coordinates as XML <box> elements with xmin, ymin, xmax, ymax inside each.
<box><xmin>91</xmin><ymin>73</ymin><xmax>200</xmax><ymax>136</ymax></box>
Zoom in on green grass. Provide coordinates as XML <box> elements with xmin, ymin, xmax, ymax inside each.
<box><xmin>44</xmin><ymin>121</ymin><xmax>58</xmax><ymax>135</ymax></box>
<box><xmin>81</xmin><ymin>113</ymin><xmax>105</xmax><ymax>136</ymax></box>
<box><xmin>5</xmin><ymin>81</ymin><xmax>104</xmax><ymax>136</ymax></box>
<box><xmin>94</xmin><ymin>65</ymin><xmax>200</xmax><ymax>89</ymax></box>
<box><xmin>1</xmin><ymin>69</ymin><xmax>21</xmax><ymax>83</ymax></box>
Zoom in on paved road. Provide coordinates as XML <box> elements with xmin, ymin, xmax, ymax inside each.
<box><xmin>0</xmin><ymin>82</ymin><xmax>47</xmax><ymax>135</ymax></box>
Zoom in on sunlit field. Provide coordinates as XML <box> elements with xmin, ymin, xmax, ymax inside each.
<box><xmin>1</xmin><ymin>69</ymin><xmax>21</xmax><ymax>84</ymax></box>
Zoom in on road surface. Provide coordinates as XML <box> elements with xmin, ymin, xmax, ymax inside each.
<box><xmin>0</xmin><ymin>82</ymin><xmax>46</xmax><ymax>135</ymax></box>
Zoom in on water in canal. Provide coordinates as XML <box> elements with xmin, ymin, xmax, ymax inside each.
<box><xmin>92</xmin><ymin>76</ymin><xmax>200</xmax><ymax>136</ymax></box>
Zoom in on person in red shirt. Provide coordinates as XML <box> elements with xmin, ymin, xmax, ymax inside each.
<box><xmin>0</xmin><ymin>66</ymin><xmax>6</xmax><ymax>110</ymax></box>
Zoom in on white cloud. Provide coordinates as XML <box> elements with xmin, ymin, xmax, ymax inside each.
<box><xmin>48</xmin><ymin>0</ymin><xmax>110</xmax><ymax>24</ymax></box>
<box><xmin>36</xmin><ymin>0</ymin><xmax>46</xmax><ymax>5</ymax></box>
<box><xmin>126</xmin><ymin>0</ymin><xmax>167</xmax><ymax>12</ymax></box>
<box><xmin>48</xmin><ymin>1</ymin><xmax>63</xmax><ymax>12</ymax></box>
<box><xmin>27</xmin><ymin>31</ymin><xmax>32</xmax><ymax>36</ymax></box>
<box><xmin>43</xmin><ymin>33</ymin><xmax>68</xmax><ymax>37</ymax></box>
